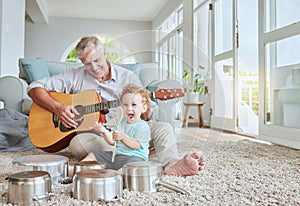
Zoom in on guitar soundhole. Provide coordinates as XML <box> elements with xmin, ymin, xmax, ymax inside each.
<box><xmin>60</xmin><ymin>124</ymin><xmax>76</xmax><ymax>132</ymax></box>
<box><xmin>74</xmin><ymin>105</ymin><xmax>85</xmax><ymax>121</ymax></box>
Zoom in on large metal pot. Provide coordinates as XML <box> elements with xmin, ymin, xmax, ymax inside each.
<box><xmin>122</xmin><ymin>161</ymin><xmax>192</xmax><ymax>195</ymax></box>
<box><xmin>73</xmin><ymin>161</ymin><xmax>105</xmax><ymax>174</ymax></box>
<box><xmin>72</xmin><ymin>169</ymin><xmax>122</xmax><ymax>201</ymax></box>
<box><xmin>8</xmin><ymin>171</ymin><xmax>52</xmax><ymax>205</ymax></box>
<box><xmin>12</xmin><ymin>154</ymin><xmax>68</xmax><ymax>184</ymax></box>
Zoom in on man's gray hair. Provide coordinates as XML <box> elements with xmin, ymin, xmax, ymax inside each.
<box><xmin>76</xmin><ymin>36</ymin><xmax>103</xmax><ymax>59</ymax></box>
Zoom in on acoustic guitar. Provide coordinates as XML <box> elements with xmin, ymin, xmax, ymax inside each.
<box><xmin>28</xmin><ymin>88</ymin><xmax>184</xmax><ymax>152</ymax></box>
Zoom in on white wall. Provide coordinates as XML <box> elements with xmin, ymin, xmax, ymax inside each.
<box><xmin>25</xmin><ymin>17</ymin><xmax>153</xmax><ymax>63</ymax></box>
<box><xmin>0</xmin><ymin>1</ymin><xmax>179</xmax><ymax>76</ymax></box>
<box><xmin>0</xmin><ymin>0</ymin><xmax>25</xmax><ymax>77</ymax></box>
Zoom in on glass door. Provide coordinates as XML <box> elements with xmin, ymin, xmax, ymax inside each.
<box><xmin>258</xmin><ymin>0</ymin><xmax>300</xmax><ymax>149</ymax></box>
<box><xmin>211</xmin><ymin>0</ymin><xmax>238</xmax><ymax>131</ymax></box>
<box><xmin>236</xmin><ymin>0</ymin><xmax>259</xmax><ymax>135</ymax></box>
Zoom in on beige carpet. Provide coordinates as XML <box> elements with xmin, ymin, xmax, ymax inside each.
<box><xmin>0</xmin><ymin>128</ymin><xmax>299</xmax><ymax>205</ymax></box>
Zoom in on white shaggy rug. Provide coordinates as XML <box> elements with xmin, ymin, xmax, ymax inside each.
<box><xmin>0</xmin><ymin>129</ymin><xmax>299</xmax><ymax>205</ymax></box>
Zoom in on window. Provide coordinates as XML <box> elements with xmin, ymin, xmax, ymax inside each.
<box><xmin>193</xmin><ymin>0</ymin><xmax>212</xmax><ymax>80</ymax></box>
<box><xmin>155</xmin><ymin>5</ymin><xmax>183</xmax><ymax>81</ymax></box>
<box><xmin>265</xmin><ymin>0</ymin><xmax>300</xmax><ymax>32</ymax></box>
<box><xmin>194</xmin><ymin>0</ymin><xmax>206</xmax><ymax>8</ymax></box>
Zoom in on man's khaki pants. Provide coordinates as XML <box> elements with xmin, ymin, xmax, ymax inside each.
<box><xmin>69</xmin><ymin>122</ymin><xmax>178</xmax><ymax>166</ymax></box>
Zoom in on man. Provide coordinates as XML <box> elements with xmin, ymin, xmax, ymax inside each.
<box><xmin>27</xmin><ymin>36</ymin><xmax>205</xmax><ymax>176</ymax></box>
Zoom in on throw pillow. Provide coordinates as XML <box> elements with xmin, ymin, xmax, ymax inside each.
<box><xmin>18</xmin><ymin>58</ymin><xmax>50</xmax><ymax>83</ymax></box>
<box><xmin>118</xmin><ymin>63</ymin><xmax>141</xmax><ymax>78</ymax></box>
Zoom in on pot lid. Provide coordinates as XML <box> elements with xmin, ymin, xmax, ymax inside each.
<box><xmin>12</xmin><ymin>154</ymin><xmax>68</xmax><ymax>166</ymax></box>
<box><xmin>74</xmin><ymin>160</ymin><xmax>105</xmax><ymax>167</ymax></box>
<box><xmin>9</xmin><ymin>171</ymin><xmax>51</xmax><ymax>182</ymax></box>
<box><xmin>75</xmin><ymin>169</ymin><xmax>121</xmax><ymax>179</ymax></box>
<box><xmin>122</xmin><ymin>161</ymin><xmax>163</xmax><ymax>176</ymax></box>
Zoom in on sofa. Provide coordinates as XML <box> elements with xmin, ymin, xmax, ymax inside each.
<box><xmin>0</xmin><ymin>58</ymin><xmax>183</xmax><ymax>126</ymax></box>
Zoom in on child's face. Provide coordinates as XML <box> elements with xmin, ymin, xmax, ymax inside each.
<box><xmin>121</xmin><ymin>93</ymin><xmax>147</xmax><ymax>124</ymax></box>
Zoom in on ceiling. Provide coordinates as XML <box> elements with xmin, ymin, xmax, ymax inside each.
<box><xmin>26</xmin><ymin>0</ymin><xmax>169</xmax><ymax>23</ymax></box>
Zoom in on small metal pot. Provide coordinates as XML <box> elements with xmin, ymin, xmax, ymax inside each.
<box><xmin>12</xmin><ymin>154</ymin><xmax>68</xmax><ymax>184</ymax></box>
<box><xmin>122</xmin><ymin>161</ymin><xmax>192</xmax><ymax>195</ymax></box>
<box><xmin>73</xmin><ymin>161</ymin><xmax>105</xmax><ymax>174</ymax></box>
<box><xmin>72</xmin><ymin>169</ymin><xmax>122</xmax><ymax>202</ymax></box>
<box><xmin>8</xmin><ymin>171</ymin><xmax>52</xmax><ymax>205</ymax></box>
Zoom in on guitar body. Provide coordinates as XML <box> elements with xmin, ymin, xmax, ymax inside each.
<box><xmin>28</xmin><ymin>90</ymin><xmax>101</xmax><ymax>152</ymax></box>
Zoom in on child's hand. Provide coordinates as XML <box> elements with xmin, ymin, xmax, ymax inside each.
<box><xmin>112</xmin><ymin>130</ymin><xmax>125</xmax><ymax>141</ymax></box>
<box><xmin>91</xmin><ymin>121</ymin><xmax>107</xmax><ymax>135</ymax></box>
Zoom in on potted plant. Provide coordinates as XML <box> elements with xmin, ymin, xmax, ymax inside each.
<box><xmin>182</xmin><ymin>65</ymin><xmax>209</xmax><ymax>102</ymax></box>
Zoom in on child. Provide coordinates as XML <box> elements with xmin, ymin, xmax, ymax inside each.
<box><xmin>77</xmin><ymin>84</ymin><xmax>151</xmax><ymax>171</ymax></box>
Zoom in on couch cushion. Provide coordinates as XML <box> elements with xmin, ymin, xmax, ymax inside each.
<box><xmin>46</xmin><ymin>60</ymin><xmax>83</xmax><ymax>76</ymax></box>
<box><xmin>19</xmin><ymin>58</ymin><xmax>50</xmax><ymax>83</ymax></box>
<box><xmin>139</xmin><ymin>63</ymin><xmax>159</xmax><ymax>87</ymax></box>
<box><xmin>118</xmin><ymin>63</ymin><xmax>141</xmax><ymax>77</ymax></box>
<box><xmin>118</xmin><ymin>63</ymin><xmax>159</xmax><ymax>87</ymax></box>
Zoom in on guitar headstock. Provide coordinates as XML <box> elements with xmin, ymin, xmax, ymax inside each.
<box><xmin>152</xmin><ymin>88</ymin><xmax>184</xmax><ymax>101</ymax></box>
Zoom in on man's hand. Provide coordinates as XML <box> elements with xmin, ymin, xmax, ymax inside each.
<box><xmin>56</xmin><ymin>104</ymin><xmax>79</xmax><ymax>128</ymax></box>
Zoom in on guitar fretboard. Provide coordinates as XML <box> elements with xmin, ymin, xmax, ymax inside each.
<box><xmin>85</xmin><ymin>100</ymin><xmax>120</xmax><ymax>114</ymax></box>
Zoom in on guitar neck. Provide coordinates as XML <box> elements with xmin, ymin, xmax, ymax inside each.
<box><xmin>83</xmin><ymin>88</ymin><xmax>183</xmax><ymax>114</ymax></box>
<box><xmin>85</xmin><ymin>99</ymin><xmax>120</xmax><ymax>114</ymax></box>
<box><xmin>150</xmin><ymin>88</ymin><xmax>184</xmax><ymax>100</ymax></box>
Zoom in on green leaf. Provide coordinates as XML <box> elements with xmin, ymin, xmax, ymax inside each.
<box><xmin>182</xmin><ymin>69</ymin><xmax>192</xmax><ymax>80</ymax></box>
<box><xmin>198</xmin><ymin>65</ymin><xmax>205</xmax><ymax>70</ymax></box>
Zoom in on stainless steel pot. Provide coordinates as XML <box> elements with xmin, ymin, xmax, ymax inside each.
<box><xmin>12</xmin><ymin>154</ymin><xmax>68</xmax><ymax>184</ymax></box>
<box><xmin>122</xmin><ymin>161</ymin><xmax>192</xmax><ymax>195</ymax></box>
<box><xmin>8</xmin><ymin>171</ymin><xmax>52</xmax><ymax>206</ymax></box>
<box><xmin>72</xmin><ymin>169</ymin><xmax>122</xmax><ymax>201</ymax></box>
<box><xmin>73</xmin><ymin>161</ymin><xmax>105</xmax><ymax>174</ymax></box>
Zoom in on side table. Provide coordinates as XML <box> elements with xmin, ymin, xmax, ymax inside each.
<box><xmin>182</xmin><ymin>102</ymin><xmax>205</xmax><ymax>128</ymax></box>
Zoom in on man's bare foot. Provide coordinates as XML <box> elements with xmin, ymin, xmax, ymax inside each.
<box><xmin>163</xmin><ymin>152</ymin><xmax>205</xmax><ymax>176</ymax></box>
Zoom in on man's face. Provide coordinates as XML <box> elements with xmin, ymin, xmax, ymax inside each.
<box><xmin>81</xmin><ymin>48</ymin><xmax>108</xmax><ymax>79</ymax></box>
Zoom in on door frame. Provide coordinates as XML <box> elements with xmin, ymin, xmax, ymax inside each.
<box><xmin>211</xmin><ymin>0</ymin><xmax>238</xmax><ymax>132</ymax></box>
